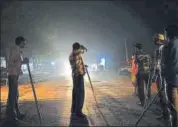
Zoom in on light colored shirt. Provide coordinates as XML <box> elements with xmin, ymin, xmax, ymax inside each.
<box><xmin>7</xmin><ymin>45</ymin><xmax>23</xmax><ymax>76</ymax></box>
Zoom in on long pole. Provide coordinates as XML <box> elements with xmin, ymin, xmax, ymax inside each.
<box><xmin>27</xmin><ymin>63</ymin><xmax>42</xmax><ymax>125</ymax></box>
<box><xmin>124</xmin><ymin>38</ymin><xmax>129</xmax><ymax>62</ymax></box>
<box><xmin>85</xmin><ymin>66</ymin><xmax>110</xmax><ymax>126</ymax></box>
<box><xmin>135</xmin><ymin>86</ymin><xmax>163</xmax><ymax>127</ymax></box>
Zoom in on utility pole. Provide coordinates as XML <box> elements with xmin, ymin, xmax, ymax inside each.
<box><xmin>124</xmin><ymin>38</ymin><xmax>129</xmax><ymax>62</ymax></box>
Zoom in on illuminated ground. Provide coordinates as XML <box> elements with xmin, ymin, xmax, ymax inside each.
<box><xmin>0</xmin><ymin>73</ymin><xmax>164</xmax><ymax>126</ymax></box>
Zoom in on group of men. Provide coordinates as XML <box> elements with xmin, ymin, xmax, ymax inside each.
<box><xmin>3</xmin><ymin>24</ymin><xmax>178</xmax><ymax>126</ymax></box>
<box><xmin>129</xmin><ymin>24</ymin><xmax>178</xmax><ymax>126</ymax></box>
<box><xmin>3</xmin><ymin>39</ymin><xmax>87</xmax><ymax>126</ymax></box>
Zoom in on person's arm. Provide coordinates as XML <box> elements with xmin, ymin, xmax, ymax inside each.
<box><xmin>168</xmin><ymin>41</ymin><xmax>178</xmax><ymax>85</ymax></box>
<box><xmin>170</xmin><ymin>42</ymin><xmax>177</xmax><ymax>69</ymax></box>
<box><xmin>120</xmin><ymin>61</ymin><xmax>131</xmax><ymax>65</ymax></box>
<box><xmin>124</xmin><ymin>60</ymin><xmax>132</xmax><ymax>65</ymax></box>
<box><xmin>134</xmin><ymin>55</ymin><xmax>138</xmax><ymax>64</ymax></box>
<box><xmin>74</xmin><ymin>49</ymin><xmax>85</xmax><ymax>55</ymax></box>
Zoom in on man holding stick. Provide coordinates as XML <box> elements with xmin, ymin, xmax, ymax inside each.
<box><xmin>69</xmin><ymin>42</ymin><xmax>87</xmax><ymax>118</ymax></box>
<box><xmin>5</xmin><ymin>36</ymin><xmax>26</xmax><ymax>123</ymax></box>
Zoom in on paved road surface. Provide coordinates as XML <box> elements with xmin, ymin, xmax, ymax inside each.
<box><xmin>0</xmin><ymin>74</ymin><xmax>165</xmax><ymax>126</ymax></box>
<box><xmin>18</xmin><ymin>71</ymin><xmax>64</xmax><ymax>84</ymax></box>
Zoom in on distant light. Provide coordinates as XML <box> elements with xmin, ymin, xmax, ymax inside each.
<box><xmin>90</xmin><ymin>64</ymin><xmax>97</xmax><ymax>71</ymax></box>
<box><xmin>51</xmin><ymin>61</ymin><xmax>55</xmax><ymax>66</ymax></box>
<box><xmin>100</xmin><ymin>58</ymin><xmax>105</xmax><ymax>66</ymax></box>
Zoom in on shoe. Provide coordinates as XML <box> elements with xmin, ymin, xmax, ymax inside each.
<box><xmin>137</xmin><ymin>102</ymin><xmax>144</xmax><ymax>107</ymax></box>
<box><xmin>2</xmin><ymin>117</ymin><xmax>20</xmax><ymax>127</ymax></box>
<box><xmin>5</xmin><ymin>116</ymin><xmax>20</xmax><ymax>123</ymax></box>
<box><xmin>12</xmin><ymin>117</ymin><xmax>20</xmax><ymax>122</ymax></box>
<box><xmin>76</xmin><ymin>112</ymin><xmax>86</xmax><ymax>118</ymax></box>
<box><xmin>17</xmin><ymin>113</ymin><xmax>25</xmax><ymax>120</ymax></box>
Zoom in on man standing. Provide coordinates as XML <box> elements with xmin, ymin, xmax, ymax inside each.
<box><xmin>152</xmin><ymin>33</ymin><xmax>168</xmax><ymax>119</ymax></box>
<box><xmin>134</xmin><ymin>43</ymin><xmax>151</xmax><ymax>106</ymax></box>
<box><xmin>69</xmin><ymin>42</ymin><xmax>87</xmax><ymax>117</ymax></box>
<box><xmin>5</xmin><ymin>36</ymin><xmax>26</xmax><ymax>123</ymax></box>
<box><xmin>130</xmin><ymin>55</ymin><xmax>138</xmax><ymax>95</ymax></box>
<box><xmin>164</xmin><ymin>24</ymin><xmax>178</xmax><ymax>127</ymax></box>
<box><xmin>120</xmin><ymin>55</ymin><xmax>138</xmax><ymax>95</ymax></box>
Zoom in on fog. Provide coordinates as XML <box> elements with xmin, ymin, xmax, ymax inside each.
<box><xmin>1</xmin><ymin>1</ymin><xmax>174</xmax><ymax>72</ymax></box>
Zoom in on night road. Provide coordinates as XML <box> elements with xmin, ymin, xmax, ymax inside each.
<box><xmin>1</xmin><ymin>73</ymin><xmax>164</xmax><ymax>126</ymax></box>
<box><xmin>1</xmin><ymin>1</ymin><xmax>178</xmax><ymax>126</ymax></box>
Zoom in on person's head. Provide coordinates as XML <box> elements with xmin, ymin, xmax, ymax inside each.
<box><xmin>134</xmin><ymin>43</ymin><xmax>142</xmax><ymax>52</ymax></box>
<box><xmin>132</xmin><ymin>55</ymin><xmax>135</xmax><ymax>59</ymax></box>
<box><xmin>165</xmin><ymin>24</ymin><xmax>178</xmax><ymax>40</ymax></box>
<box><xmin>153</xmin><ymin>33</ymin><xmax>165</xmax><ymax>46</ymax></box>
<box><xmin>15</xmin><ymin>36</ymin><xmax>26</xmax><ymax>48</ymax></box>
<box><xmin>72</xmin><ymin>42</ymin><xmax>80</xmax><ymax>51</ymax></box>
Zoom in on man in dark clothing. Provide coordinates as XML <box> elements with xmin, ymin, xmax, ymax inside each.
<box><xmin>135</xmin><ymin>43</ymin><xmax>151</xmax><ymax>106</ymax></box>
<box><xmin>163</xmin><ymin>24</ymin><xmax>178</xmax><ymax>127</ymax></box>
<box><xmin>69</xmin><ymin>42</ymin><xmax>87</xmax><ymax>117</ymax></box>
<box><xmin>151</xmin><ymin>33</ymin><xmax>168</xmax><ymax>119</ymax></box>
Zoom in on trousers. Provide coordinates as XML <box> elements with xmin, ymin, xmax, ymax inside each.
<box><xmin>5</xmin><ymin>75</ymin><xmax>20</xmax><ymax>118</ymax></box>
<box><xmin>71</xmin><ymin>74</ymin><xmax>85</xmax><ymax>113</ymax></box>
<box><xmin>167</xmin><ymin>85</ymin><xmax>178</xmax><ymax>127</ymax></box>
<box><xmin>136</xmin><ymin>72</ymin><xmax>149</xmax><ymax>106</ymax></box>
<box><xmin>155</xmin><ymin>73</ymin><xmax>167</xmax><ymax>115</ymax></box>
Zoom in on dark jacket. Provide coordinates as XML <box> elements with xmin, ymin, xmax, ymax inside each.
<box><xmin>163</xmin><ymin>38</ymin><xmax>178</xmax><ymax>87</ymax></box>
<box><xmin>135</xmin><ymin>50</ymin><xmax>151</xmax><ymax>74</ymax></box>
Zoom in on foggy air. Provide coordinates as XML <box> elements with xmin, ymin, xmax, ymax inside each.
<box><xmin>1</xmin><ymin>1</ymin><xmax>178</xmax><ymax>127</ymax></box>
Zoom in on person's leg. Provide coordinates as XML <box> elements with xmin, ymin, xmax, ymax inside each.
<box><xmin>142</xmin><ymin>74</ymin><xmax>148</xmax><ymax>104</ymax></box>
<box><xmin>6</xmin><ymin>76</ymin><xmax>13</xmax><ymax>116</ymax></box>
<box><xmin>166</xmin><ymin>84</ymin><xmax>177</xmax><ymax>126</ymax></box>
<box><xmin>156</xmin><ymin>75</ymin><xmax>168</xmax><ymax>119</ymax></box>
<box><xmin>172</xmin><ymin>87</ymin><xmax>178</xmax><ymax>127</ymax></box>
<box><xmin>5</xmin><ymin>75</ymin><xmax>18</xmax><ymax>119</ymax></box>
<box><xmin>78</xmin><ymin>75</ymin><xmax>85</xmax><ymax>113</ymax></box>
<box><xmin>145</xmin><ymin>73</ymin><xmax>151</xmax><ymax>99</ymax></box>
<box><xmin>137</xmin><ymin>73</ymin><xmax>145</xmax><ymax>106</ymax></box>
<box><xmin>75</xmin><ymin>75</ymin><xmax>80</xmax><ymax>113</ymax></box>
<box><xmin>75</xmin><ymin>75</ymin><xmax>85</xmax><ymax>116</ymax></box>
<box><xmin>71</xmin><ymin>75</ymin><xmax>77</xmax><ymax>113</ymax></box>
<box><xmin>15</xmin><ymin>88</ymin><xmax>20</xmax><ymax>115</ymax></box>
<box><xmin>135</xmin><ymin>75</ymin><xmax>138</xmax><ymax>96</ymax></box>
<box><xmin>14</xmin><ymin>87</ymin><xmax>24</xmax><ymax>119</ymax></box>
<box><xmin>131</xmin><ymin>74</ymin><xmax>137</xmax><ymax>95</ymax></box>
<box><xmin>136</xmin><ymin>73</ymin><xmax>140</xmax><ymax>102</ymax></box>
<box><xmin>15</xmin><ymin>75</ymin><xmax>19</xmax><ymax>115</ymax></box>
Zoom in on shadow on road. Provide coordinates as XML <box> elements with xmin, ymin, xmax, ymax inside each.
<box><xmin>0</xmin><ymin>119</ymin><xmax>20</xmax><ymax>127</ymax></box>
<box><xmin>0</xmin><ymin>100</ymin><xmax>65</xmax><ymax>127</ymax></box>
<box><xmin>69</xmin><ymin>114</ymin><xmax>89</xmax><ymax>127</ymax></box>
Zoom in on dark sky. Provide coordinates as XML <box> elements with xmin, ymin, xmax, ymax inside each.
<box><xmin>1</xmin><ymin>0</ymin><xmax>177</xmax><ymax>63</ymax></box>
